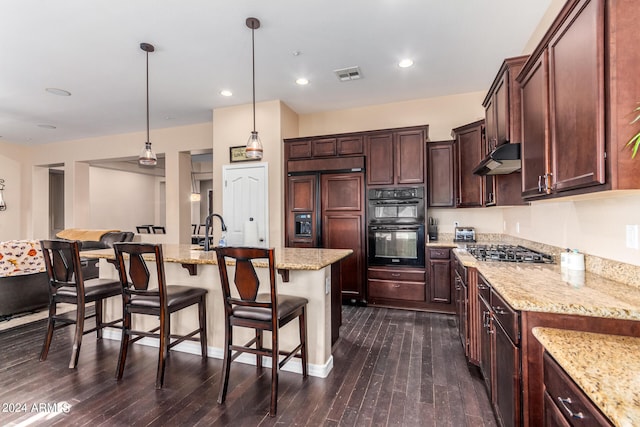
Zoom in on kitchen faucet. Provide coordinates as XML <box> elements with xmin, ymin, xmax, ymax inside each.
<box><xmin>203</xmin><ymin>213</ymin><xmax>227</xmax><ymax>251</ymax></box>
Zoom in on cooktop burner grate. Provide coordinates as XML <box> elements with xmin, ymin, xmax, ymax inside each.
<box><xmin>465</xmin><ymin>244</ymin><xmax>554</xmax><ymax>264</ymax></box>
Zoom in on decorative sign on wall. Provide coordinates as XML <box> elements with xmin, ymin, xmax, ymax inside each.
<box><xmin>230</xmin><ymin>146</ymin><xmax>260</xmax><ymax>163</ymax></box>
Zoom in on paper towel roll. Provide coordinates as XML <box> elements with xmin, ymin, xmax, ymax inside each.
<box><xmin>567</xmin><ymin>251</ymin><xmax>585</xmax><ymax>271</ymax></box>
<box><xmin>243</xmin><ymin>219</ymin><xmax>259</xmax><ymax>247</ymax></box>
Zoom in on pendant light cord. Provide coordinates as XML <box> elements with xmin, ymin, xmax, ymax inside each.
<box><xmin>251</xmin><ymin>25</ymin><xmax>256</xmax><ymax>133</ymax></box>
<box><xmin>146</xmin><ymin>48</ymin><xmax>150</xmax><ymax>143</ymax></box>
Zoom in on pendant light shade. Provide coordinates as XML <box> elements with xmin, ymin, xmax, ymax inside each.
<box><xmin>245</xmin><ymin>17</ymin><xmax>263</xmax><ymax>160</ymax></box>
<box><xmin>139</xmin><ymin>42</ymin><xmax>157</xmax><ymax>166</ymax></box>
<box><xmin>0</xmin><ymin>179</ymin><xmax>6</xmax><ymax>211</ymax></box>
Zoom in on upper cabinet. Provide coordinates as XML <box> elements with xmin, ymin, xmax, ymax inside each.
<box><xmin>366</xmin><ymin>126</ymin><xmax>428</xmax><ymax>186</ymax></box>
<box><xmin>286</xmin><ymin>135</ymin><xmax>364</xmax><ymax>161</ymax></box>
<box><xmin>482</xmin><ymin>56</ymin><xmax>529</xmax><ymax>207</ymax></box>
<box><xmin>484</xmin><ymin>55</ymin><xmax>529</xmax><ymax>152</ymax></box>
<box><xmin>427</xmin><ymin>141</ymin><xmax>455</xmax><ymax>208</ymax></box>
<box><xmin>517</xmin><ymin>0</ymin><xmax>640</xmax><ymax>199</ymax></box>
<box><xmin>452</xmin><ymin>120</ymin><xmax>485</xmax><ymax>208</ymax></box>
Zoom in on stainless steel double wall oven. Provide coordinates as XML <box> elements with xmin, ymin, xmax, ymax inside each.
<box><xmin>367</xmin><ymin>187</ymin><xmax>425</xmax><ymax>267</ymax></box>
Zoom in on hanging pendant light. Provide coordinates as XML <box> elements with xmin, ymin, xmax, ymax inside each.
<box><xmin>139</xmin><ymin>42</ymin><xmax>157</xmax><ymax>166</ymax></box>
<box><xmin>245</xmin><ymin>17</ymin><xmax>263</xmax><ymax>160</ymax></box>
<box><xmin>190</xmin><ymin>157</ymin><xmax>201</xmax><ymax>202</ymax></box>
<box><xmin>0</xmin><ymin>179</ymin><xmax>7</xmax><ymax>211</ymax></box>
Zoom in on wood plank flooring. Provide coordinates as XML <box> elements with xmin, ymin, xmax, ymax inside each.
<box><xmin>0</xmin><ymin>306</ymin><xmax>496</xmax><ymax>426</ymax></box>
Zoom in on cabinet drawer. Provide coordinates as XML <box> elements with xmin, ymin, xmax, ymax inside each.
<box><xmin>428</xmin><ymin>248</ymin><xmax>450</xmax><ymax>259</ymax></box>
<box><xmin>368</xmin><ymin>279</ymin><xmax>426</xmax><ymax>302</ymax></box>
<box><xmin>368</xmin><ymin>267</ymin><xmax>425</xmax><ymax>282</ymax></box>
<box><xmin>543</xmin><ymin>353</ymin><xmax>612</xmax><ymax>426</ymax></box>
<box><xmin>477</xmin><ymin>274</ymin><xmax>491</xmax><ymax>303</ymax></box>
<box><xmin>490</xmin><ymin>289</ymin><xmax>519</xmax><ymax>344</ymax></box>
<box><xmin>337</xmin><ymin>136</ymin><xmax>363</xmax><ymax>155</ymax></box>
<box><xmin>288</xmin><ymin>141</ymin><xmax>312</xmax><ymax>159</ymax></box>
<box><xmin>312</xmin><ymin>138</ymin><xmax>337</xmax><ymax>157</ymax></box>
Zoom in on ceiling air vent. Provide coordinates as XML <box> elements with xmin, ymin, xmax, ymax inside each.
<box><xmin>334</xmin><ymin>66</ymin><xmax>362</xmax><ymax>81</ymax></box>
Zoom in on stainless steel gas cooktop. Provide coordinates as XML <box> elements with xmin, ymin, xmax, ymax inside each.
<box><xmin>465</xmin><ymin>244</ymin><xmax>554</xmax><ymax>264</ymax></box>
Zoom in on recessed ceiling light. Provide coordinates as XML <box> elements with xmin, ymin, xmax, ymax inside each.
<box><xmin>220</xmin><ymin>90</ymin><xmax>232</xmax><ymax>97</ymax></box>
<box><xmin>45</xmin><ymin>88</ymin><xmax>71</xmax><ymax>96</ymax></box>
<box><xmin>398</xmin><ymin>59</ymin><xmax>414</xmax><ymax>68</ymax></box>
<box><xmin>295</xmin><ymin>78</ymin><xmax>309</xmax><ymax>86</ymax></box>
<box><xmin>37</xmin><ymin>124</ymin><xmax>56</xmax><ymax>129</ymax></box>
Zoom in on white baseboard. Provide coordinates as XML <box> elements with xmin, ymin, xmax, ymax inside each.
<box><xmin>103</xmin><ymin>327</ymin><xmax>333</xmax><ymax>378</ymax></box>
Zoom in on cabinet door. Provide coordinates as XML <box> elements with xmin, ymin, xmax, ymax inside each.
<box><xmin>549</xmin><ymin>0</ymin><xmax>605</xmax><ymax>192</ymax></box>
<box><xmin>321</xmin><ymin>173</ymin><xmax>366</xmax><ymax>302</ymax></box>
<box><xmin>286</xmin><ymin>175</ymin><xmax>318</xmax><ymax>247</ymax></box>
<box><xmin>455</xmin><ymin>123</ymin><xmax>485</xmax><ymax>207</ymax></box>
<box><xmin>337</xmin><ymin>136</ymin><xmax>364</xmax><ymax>156</ymax></box>
<box><xmin>520</xmin><ymin>53</ymin><xmax>551</xmax><ymax>198</ymax></box>
<box><xmin>485</xmin><ymin>96</ymin><xmax>497</xmax><ymax>154</ymax></box>
<box><xmin>494</xmin><ymin>73</ymin><xmax>510</xmax><ymax>147</ymax></box>
<box><xmin>395</xmin><ymin>129</ymin><xmax>425</xmax><ymax>185</ymax></box>
<box><xmin>312</xmin><ymin>138</ymin><xmax>337</xmax><ymax>157</ymax></box>
<box><xmin>494</xmin><ymin>322</ymin><xmax>521</xmax><ymax>427</ymax></box>
<box><xmin>366</xmin><ymin>132</ymin><xmax>395</xmax><ymax>185</ymax></box>
<box><xmin>427</xmin><ymin>141</ymin><xmax>455</xmax><ymax>207</ymax></box>
<box><xmin>429</xmin><ymin>259</ymin><xmax>451</xmax><ymax>304</ymax></box>
<box><xmin>478</xmin><ymin>294</ymin><xmax>493</xmax><ymax>396</ymax></box>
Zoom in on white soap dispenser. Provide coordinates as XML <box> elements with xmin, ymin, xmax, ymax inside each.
<box><xmin>218</xmin><ymin>231</ymin><xmax>227</xmax><ymax>247</ymax></box>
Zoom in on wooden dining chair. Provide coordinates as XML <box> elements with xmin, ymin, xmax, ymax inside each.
<box><xmin>214</xmin><ymin>247</ymin><xmax>308</xmax><ymax>417</ymax></box>
<box><xmin>113</xmin><ymin>242</ymin><xmax>208</xmax><ymax>389</ymax></box>
<box><xmin>39</xmin><ymin>239</ymin><xmax>122</xmax><ymax>369</ymax></box>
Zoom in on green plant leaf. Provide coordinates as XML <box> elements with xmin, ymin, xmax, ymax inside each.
<box><xmin>627</xmin><ymin>130</ymin><xmax>640</xmax><ymax>158</ymax></box>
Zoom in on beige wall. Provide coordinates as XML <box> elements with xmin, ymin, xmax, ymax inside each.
<box><xmin>299</xmin><ymin>91</ymin><xmax>486</xmax><ymax>141</ymax></box>
<box><xmin>212</xmin><ymin>100</ymin><xmax>289</xmax><ymax>248</ymax></box>
<box><xmin>9</xmin><ymin>122</ymin><xmax>213</xmax><ymax>241</ymax></box>
<box><xmin>0</xmin><ymin>141</ymin><xmax>30</xmax><ymax>240</ymax></box>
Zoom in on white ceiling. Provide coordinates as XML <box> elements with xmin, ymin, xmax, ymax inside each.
<box><xmin>1</xmin><ymin>0</ymin><xmax>551</xmax><ymax>146</ymax></box>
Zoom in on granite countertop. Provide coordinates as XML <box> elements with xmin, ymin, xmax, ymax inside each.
<box><xmin>82</xmin><ymin>244</ymin><xmax>353</xmax><ymax>271</ymax></box>
<box><xmin>452</xmin><ymin>248</ymin><xmax>640</xmax><ymax>321</ymax></box>
<box><xmin>533</xmin><ymin>327</ymin><xmax>640</xmax><ymax>426</ymax></box>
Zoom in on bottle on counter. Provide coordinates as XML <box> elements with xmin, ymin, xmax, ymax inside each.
<box><xmin>218</xmin><ymin>231</ymin><xmax>227</xmax><ymax>247</ymax></box>
<box><xmin>560</xmin><ymin>248</ymin><xmax>571</xmax><ymax>269</ymax></box>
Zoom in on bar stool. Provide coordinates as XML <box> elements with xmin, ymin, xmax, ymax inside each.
<box><xmin>113</xmin><ymin>242</ymin><xmax>208</xmax><ymax>389</ymax></box>
<box><xmin>214</xmin><ymin>247</ymin><xmax>308</xmax><ymax>416</ymax></box>
<box><xmin>39</xmin><ymin>239</ymin><xmax>122</xmax><ymax>369</ymax></box>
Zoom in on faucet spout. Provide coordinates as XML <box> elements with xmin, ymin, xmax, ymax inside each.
<box><xmin>204</xmin><ymin>213</ymin><xmax>227</xmax><ymax>251</ymax></box>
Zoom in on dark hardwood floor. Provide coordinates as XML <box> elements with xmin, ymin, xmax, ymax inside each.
<box><xmin>0</xmin><ymin>306</ymin><xmax>496</xmax><ymax>426</ymax></box>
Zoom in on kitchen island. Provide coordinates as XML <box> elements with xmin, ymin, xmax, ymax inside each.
<box><xmin>82</xmin><ymin>244</ymin><xmax>352</xmax><ymax>378</ymax></box>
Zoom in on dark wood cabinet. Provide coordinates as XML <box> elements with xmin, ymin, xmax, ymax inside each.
<box><xmin>476</xmin><ymin>273</ymin><xmax>522</xmax><ymax>427</ymax></box>
<box><xmin>366</xmin><ymin>126</ymin><xmax>427</xmax><ymax>186</ymax></box>
<box><xmin>453</xmin><ymin>256</ymin><xmax>469</xmax><ymax>356</ymax></box>
<box><xmin>482</xmin><ymin>56</ymin><xmax>528</xmax><ymax>207</ymax></box>
<box><xmin>286</xmin><ymin>174</ymin><xmax>318</xmax><ymax>248</ymax></box>
<box><xmin>285</xmin><ymin>134</ymin><xmax>363</xmax><ymax>161</ymax></box>
<box><xmin>367</xmin><ymin>267</ymin><xmax>426</xmax><ymax>303</ymax></box>
<box><xmin>427</xmin><ymin>141</ymin><xmax>455</xmax><ymax>207</ymax></box>
<box><xmin>517</xmin><ymin>0</ymin><xmax>640</xmax><ymax>199</ymax></box>
<box><xmin>321</xmin><ymin>173</ymin><xmax>366</xmax><ymax>303</ymax></box>
<box><xmin>452</xmin><ymin>120</ymin><xmax>485</xmax><ymax>208</ymax></box>
<box><xmin>543</xmin><ymin>352</ymin><xmax>612</xmax><ymax>426</ymax></box>
<box><xmin>427</xmin><ymin>247</ymin><xmax>453</xmax><ymax>306</ymax></box>
<box><xmin>548</xmin><ymin>0</ymin><xmax>605</xmax><ymax>193</ymax></box>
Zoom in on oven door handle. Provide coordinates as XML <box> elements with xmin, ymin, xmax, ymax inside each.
<box><xmin>369</xmin><ymin>225</ymin><xmax>423</xmax><ymax>231</ymax></box>
<box><xmin>371</xmin><ymin>200</ymin><xmax>420</xmax><ymax>205</ymax></box>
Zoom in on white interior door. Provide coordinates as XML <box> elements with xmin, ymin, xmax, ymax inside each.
<box><xmin>222</xmin><ymin>163</ymin><xmax>268</xmax><ymax>247</ymax></box>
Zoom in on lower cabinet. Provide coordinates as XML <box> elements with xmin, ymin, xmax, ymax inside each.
<box><xmin>427</xmin><ymin>247</ymin><xmax>453</xmax><ymax>305</ymax></box>
<box><xmin>367</xmin><ymin>267</ymin><xmax>426</xmax><ymax>307</ymax></box>
<box><xmin>477</xmin><ymin>273</ymin><xmax>522</xmax><ymax>427</ymax></box>
<box><xmin>367</xmin><ymin>249</ymin><xmax>455</xmax><ymax>313</ymax></box>
<box><xmin>543</xmin><ymin>352</ymin><xmax>612</xmax><ymax>426</ymax></box>
<box><xmin>453</xmin><ymin>257</ymin><xmax>468</xmax><ymax>355</ymax></box>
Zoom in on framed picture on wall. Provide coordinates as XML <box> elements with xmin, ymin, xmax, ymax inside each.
<box><xmin>229</xmin><ymin>146</ymin><xmax>259</xmax><ymax>163</ymax></box>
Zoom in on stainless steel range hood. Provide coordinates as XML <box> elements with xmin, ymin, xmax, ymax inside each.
<box><xmin>472</xmin><ymin>143</ymin><xmax>521</xmax><ymax>176</ymax></box>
